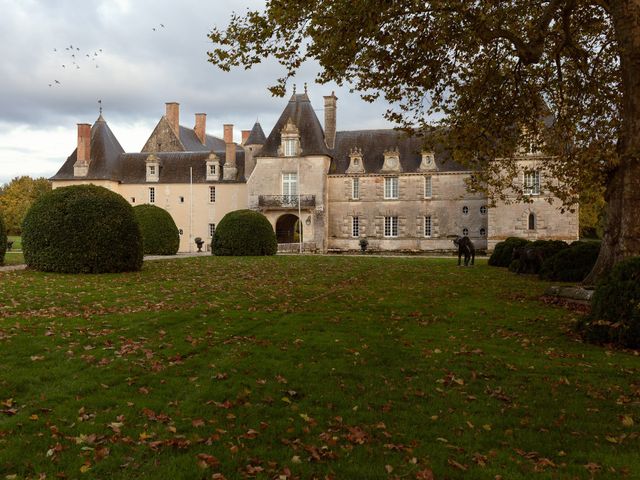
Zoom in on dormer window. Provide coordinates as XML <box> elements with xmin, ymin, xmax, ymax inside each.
<box><xmin>382</xmin><ymin>147</ymin><xmax>402</xmax><ymax>172</ymax></box>
<box><xmin>346</xmin><ymin>147</ymin><xmax>365</xmax><ymax>174</ymax></box>
<box><xmin>145</xmin><ymin>154</ymin><xmax>160</xmax><ymax>183</ymax></box>
<box><xmin>206</xmin><ymin>152</ymin><xmax>221</xmax><ymax>181</ymax></box>
<box><xmin>280</xmin><ymin>118</ymin><xmax>300</xmax><ymax>157</ymax></box>
<box><xmin>419</xmin><ymin>151</ymin><xmax>436</xmax><ymax>171</ymax></box>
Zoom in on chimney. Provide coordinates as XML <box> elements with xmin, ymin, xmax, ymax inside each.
<box><xmin>74</xmin><ymin>123</ymin><xmax>91</xmax><ymax>177</ymax></box>
<box><xmin>223</xmin><ymin>124</ymin><xmax>237</xmax><ymax>181</ymax></box>
<box><xmin>241</xmin><ymin>129</ymin><xmax>251</xmax><ymax>145</ymax></box>
<box><xmin>323</xmin><ymin>92</ymin><xmax>337</xmax><ymax>149</ymax></box>
<box><xmin>194</xmin><ymin>113</ymin><xmax>207</xmax><ymax>144</ymax></box>
<box><xmin>165</xmin><ymin>102</ymin><xmax>180</xmax><ymax>135</ymax></box>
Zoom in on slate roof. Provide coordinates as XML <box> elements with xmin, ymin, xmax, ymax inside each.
<box><xmin>245</xmin><ymin>122</ymin><xmax>266</xmax><ymax>146</ymax></box>
<box><xmin>52</xmin><ymin>116</ymin><xmax>245</xmax><ymax>183</ymax></box>
<box><xmin>51</xmin><ymin>115</ymin><xmax>125</xmax><ymax>181</ymax></box>
<box><xmin>261</xmin><ymin>93</ymin><xmax>331</xmax><ymax>157</ymax></box>
<box><xmin>118</xmin><ymin>151</ymin><xmax>245</xmax><ymax>184</ymax></box>
<box><xmin>329</xmin><ymin>129</ymin><xmax>468</xmax><ymax>174</ymax></box>
<box><xmin>178</xmin><ymin>126</ymin><xmax>227</xmax><ymax>152</ymax></box>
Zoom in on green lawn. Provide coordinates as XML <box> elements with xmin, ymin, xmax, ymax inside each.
<box><xmin>0</xmin><ymin>256</ymin><xmax>637</xmax><ymax>479</ymax></box>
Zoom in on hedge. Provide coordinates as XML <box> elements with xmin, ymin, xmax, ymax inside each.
<box><xmin>577</xmin><ymin>257</ymin><xmax>640</xmax><ymax>348</ymax></box>
<box><xmin>22</xmin><ymin>185</ymin><xmax>143</xmax><ymax>273</ymax></box>
<box><xmin>538</xmin><ymin>241</ymin><xmax>600</xmax><ymax>282</ymax></box>
<box><xmin>133</xmin><ymin>204</ymin><xmax>180</xmax><ymax>255</ymax></box>
<box><xmin>489</xmin><ymin>237</ymin><xmax>529</xmax><ymax>267</ymax></box>
<box><xmin>0</xmin><ymin>215</ymin><xmax>6</xmax><ymax>266</ymax></box>
<box><xmin>212</xmin><ymin>210</ymin><xmax>277</xmax><ymax>256</ymax></box>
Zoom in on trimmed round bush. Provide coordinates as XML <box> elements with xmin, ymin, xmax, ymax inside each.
<box><xmin>133</xmin><ymin>204</ymin><xmax>179</xmax><ymax>255</ymax></box>
<box><xmin>489</xmin><ymin>237</ymin><xmax>529</xmax><ymax>267</ymax></box>
<box><xmin>22</xmin><ymin>185</ymin><xmax>143</xmax><ymax>273</ymax></box>
<box><xmin>539</xmin><ymin>241</ymin><xmax>600</xmax><ymax>282</ymax></box>
<box><xmin>212</xmin><ymin>210</ymin><xmax>277</xmax><ymax>256</ymax></box>
<box><xmin>509</xmin><ymin>239</ymin><xmax>571</xmax><ymax>274</ymax></box>
<box><xmin>0</xmin><ymin>215</ymin><xmax>6</xmax><ymax>266</ymax></box>
<box><xmin>577</xmin><ymin>257</ymin><xmax>640</xmax><ymax>347</ymax></box>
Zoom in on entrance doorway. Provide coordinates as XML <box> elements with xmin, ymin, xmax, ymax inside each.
<box><xmin>275</xmin><ymin>214</ymin><xmax>302</xmax><ymax>243</ymax></box>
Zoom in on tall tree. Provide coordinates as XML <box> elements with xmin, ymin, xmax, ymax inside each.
<box><xmin>208</xmin><ymin>0</ymin><xmax>639</xmax><ymax>283</ymax></box>
<box><xmin>0</xmin><ymin>176</ymin><xmax>51</xmax><ymax>235</ymax></box>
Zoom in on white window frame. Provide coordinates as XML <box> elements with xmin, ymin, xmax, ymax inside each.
<box><xmin>282</xmin><ymin>172</ymin><xmax>298</xmax><ymax>200</ymax></box>
<box><xmin>209</xmin><ymin>223</ymin><xmax>216</xmax><ymax>238</ymax></box>
<box><xmin>384</xmin><ymin>216</ymin><xmax>398</xmax><ymax>238</ymax></box>
<box><xmin>352</xmin><ymin>177</ymin><xmax>360</xmax><ymax>200</ymax></box>
<box><xmin>384</xmin><ymin>177</ymin><xmax>399</xmax><ymax>200</ymax></box>
<box><xmin>283</xmin><ymin>139</ymin><xmax>297</xmax><ymax>157</ymax></box>
<box><xmin>424</xmin><ymin>176</ymin><xmax>432</xmax><ymax>198</ymax></box>
<box><xmin>209</xmin><ymin>164</ymin><xmax>216</xmax><ymax>176</ymax></box>
<box><xmin>148</xmin><ymin>165</ymin><xmax>155</xmax><ymax>175</ymax></box>
<box><xmin>424</xmin><ymin>215</ymin><xmax>432</xmax><ymax>238</ymax></box>
<box><xmin>524</xmin><ymin>170</ymin><xmax>541</xmax><ymax>195</ymax></box>
<box><xmin>209</xmin><ymin>186</ymin><xmax>216</xmax><ymax>203</ymax></box>
<box><xmin>352</xmin><ymin>216</ymin><xmax>360</xmax><ymax>237</ymax></box>
<box><xmin>149</xmin><ymin>187</ymin><xmax>155</xmax><ymax>204</ymax></box>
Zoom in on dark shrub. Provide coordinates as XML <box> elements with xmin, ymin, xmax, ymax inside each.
<box><xmin>530</xmin><ymin>239</ymin><xmax>570</xmax><ymax>260</ymax></box>
<box><xmin>509</xmin><ymin>240</ymin><xmax>570</xmax><ymax>274</ymax></box>
<box><xmin>22</xmin><ymin>185</ymin><xmax>143</xmax><ymax>273</ymax></box>
<box><xmin>212</xmin><ymin>210</ymin><xmax>277</xmax><ymax>256</ymax></box>
<box><xmin>577</xmin><ymin>257</ymin><xmax>640</xmax><ymax>348</ymax></box>
<box><xmin>489</xmin><ymin>237</ymin><xmax>529</xmax><ymax>267</ymax></box>
<box><xmin>133</xmin><ymin>204</ymin><xmax>179</xmax><ymax>255</ymax></box>
<box><xmin>539</xmin><ymin>241</ymin><xmax>600</xmax><ymax>282</ymax></box>
<box><xmin>0</xmin><ymin>215</ymin><xmax>6</xmax><ymax>266</ymax></box>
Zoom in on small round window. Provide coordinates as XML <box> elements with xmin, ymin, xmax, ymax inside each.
<box><xmin>480</xmin><ymin>228</ymin><xmax>486</xmax><ymax>237</ymax></box>
<box><xmin>480</xmin><ymin>205</ymin><xmax>487</xmax><ymax>215</ymax></box>
<box><xmin>462</xmin><ymin>228</ymin><xmax>469</xmax><ymax>237</ymax></box>
<box><xmin>462</xmin><ymin>206</ymin><xmax>469</xmax><ymax>215</ymax></box>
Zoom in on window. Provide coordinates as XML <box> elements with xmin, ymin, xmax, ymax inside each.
<box><xmin>179</xmin><ymin>196</ymin><xmax>184</xmax><ymax>203</ymax></box>
<box><xmin>424</xmin><ymin>176</ymin><xmax>432</xmax><ymax>198</ymax></box>
<box><xmin>480</xmin><ymin>205</ymin><xmax>487</xmax><ymax>215</ymax></box>
<box><xmin>282</xmin><ymin>173</ymin><xmax>298</xmax><ymax>201</ymax></box>
<box><xmin>480</xmin><ymin>228</ymin><xmax>486</xmax><ymax>237</ymax></box>
<box><xmin>131</xmin><ymin>197</ymin><xmax>135</xmax><ymax>204</ymax></box>
<box><xmin>284</xmin><ymin>139</ymin><xmax>297</xmax><ymax>157</ymax></box>
<box><xmin>149</xmin><ymin>165</ymin><xmax>155</xmax><ymax>175</ymax></box>
<box><xmin>462</xmin><ymin>206</ymin><xmax>469</xmax><ymax>215</ymax></box>
<box><xmin>209</xmin><ymin>164</ymin><xmax>216</xmax><ymax>176</ymax></box>
<box><xmin>209</xmin><ymin>223</ymin><xmax>216</xmax><ymax>237</ymax></box>
<box><xmin>384</xmin><ymin>216</ymin><xmax>398</xmax><ymax>237</ymax></box>
<box><xmin>528</xmin><ymin>213</ymin><xmax>536</xmax><ymax>230</ymax></box>
<box><xmin>352</xmin><ymin>177</ymin><xmax>360</xmax><ymax>200</ymax></box>
<box><xmin>149</xmin><ymin>187</ymin><xmax>155</xmax><ymax>204</ymax></box>
<box><xmin>209</xmin><ymin>186</ymin><xmax>216</xmax><ymax>203</ymax></box>
<box><xmin>384</xmin><ymin>177</ymin><xmax>399</xmax><ymax>199</ymax></box>
<box><xmin>424</xmin><ymin>215</ymin><xmax>432</xmax><ymax>238</ymax></box>
<box><xmin>524</xmin><ymin>170</ymin><xmax>541</xmax><ymax>195</ymax></box>
<box><xmin>352</xmin><ymin>216</ymin><xmax>360</xmax><ymax>237</ymax></box>
<box><xmin>462</xmin><ymin>228</ymin><xmax>469</xmax><ymax>237</ymax></box>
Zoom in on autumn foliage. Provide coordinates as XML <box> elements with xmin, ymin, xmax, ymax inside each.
<box><xmin>133</xmin><ymin>204</ymin><xmax>180</xmax><ymax>255</ymax></box>
<box><xmin>22</xmin><ymin>184</ymin><xmax>143</xmax><ymax>273</ymax></box>
<box><xmin>0</xmin><ymin>214</ymin><xmax>6</xmax><ymax>266</ymax></box>
<box><xmin>212</xmin><ymin>209</ymin><xmax>277</xmax><ymax>256</ymax></box>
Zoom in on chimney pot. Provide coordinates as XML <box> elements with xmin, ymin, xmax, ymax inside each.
<box><xmin>194</xmin><ymin>113</ymin><xmax>207</xmax><ymax>144</ymax></box>
<box><xmin>165</xmin><ymin>102</ymin><xmax>180</xmax><ymax>135</ymax></box>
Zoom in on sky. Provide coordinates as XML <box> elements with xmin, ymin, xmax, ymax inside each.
<box><xmin>0</xmin><ymin>0</ymin><xmax>395</xmax><ymax>185</ymax></box>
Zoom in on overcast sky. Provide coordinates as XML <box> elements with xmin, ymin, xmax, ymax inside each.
<box><xmin>0</xmin><ymin>0</ymin><xmax>394</xmax><ymax>185</ymax></box>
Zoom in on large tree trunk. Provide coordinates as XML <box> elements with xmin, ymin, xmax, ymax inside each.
<box><xmin>583</xmin><ymin>0</ymin><xmax>640</xmax><ymax>285</ymax></box>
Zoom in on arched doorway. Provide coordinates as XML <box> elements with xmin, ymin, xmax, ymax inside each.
<box><xmin>276</xmin><ymin>214</ymin><xmax>302</xmax><ymax>243</ymax></box>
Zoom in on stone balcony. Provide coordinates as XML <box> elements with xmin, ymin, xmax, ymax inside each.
<box><xmin>258</xmin><ymin>195</ymin><xmax>316</xmax><ymax>210</ymax></box>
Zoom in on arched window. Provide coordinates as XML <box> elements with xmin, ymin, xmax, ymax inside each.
<box><xmin>528</xmin><ymin>213</ymin><xmax>536</xmax><ymax>230</ymax></box>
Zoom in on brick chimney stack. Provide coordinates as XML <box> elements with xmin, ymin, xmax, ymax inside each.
<box><xmin>241</xmin><ymin>130</ymin><xmax>251</xmax><ymax>145</ymax></box>
<box><xmin>165</xmin><ymin>102</ymin><xmax>180</xmax><ymax>135</ymax></box>
<box><xmin>73</xmin><ymin>123</ymin><xmax>91</xmax><ymax>177</ymax></box>
<box><xmin>223</xmin><ymin>124</ymin><xmax>237</xmax><ymax>181</ymax></box>
<box><xmin>323</xmin><ymin>92</ymin><xmax>337</xmax><ymax>149</ymax></box>
<box><xmin>194</xmin><ymin>113</ymin><xmax>207</xmax><ymax>144</ymax></box>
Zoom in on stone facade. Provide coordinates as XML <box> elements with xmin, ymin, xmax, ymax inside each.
<box><xmin>51</xmin><ymin>94</ymin><xmax>579</xmax><ymax>254</ymax></box>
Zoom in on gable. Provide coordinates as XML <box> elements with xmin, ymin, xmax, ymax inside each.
<box><xmin>141</xmin><ymin>116</ymin><xmax>185</xmax><ymax>153</ymax></box>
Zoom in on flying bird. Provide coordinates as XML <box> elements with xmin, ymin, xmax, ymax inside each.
<box><xmin>62</xmin><ymin>64</ymin><xmax>65</xmax><ymax>68</ymax></box>
<box><xmin>160</xmin><ymin>24</ymin><xmax>165</xmax><ymax>27</ymax></box>
<box><xmin>152</xmin><ymin>27</ymin><xmax>156</xmax><ymax>31</ymax></box>
<box><xmin>54</xmin><ymin>80</ymin><xmax>60</xmax><ymax>84</ymax></box>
